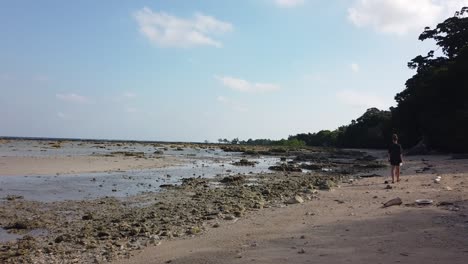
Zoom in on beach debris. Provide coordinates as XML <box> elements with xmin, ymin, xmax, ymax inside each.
<box><xmin>415</xmin><ymin>199</ymin><xmax>433</xmax><ymax>205</ymax></box>
<box><xmin>382</xmin><ymin>197</ymin><xmax>402</xmax><ymax>208</ymax></box>
<box><xmin>434</xmin><ymin>176</ymin><xmax>441</xmax><ymax>183</ymax></box>
<box><xmin>232</xmin><ymin>159</ymin><xmax>257</xmax><ymax>166</ymax></box>
<box><xmin>298</xmin><ymin>248</ymin><xmax>306</xmax><ymax>254</ymax></box>
<box><xmin>445</xmin><ymin>186</ymin><xmax>453</xmax><ymax>191</ymax></box>
<box><xmin>287</xmin><ymin>195</ymin><xmax>305</xmax><ymax>204</ymax></box>
<box><xmin>385</xmin><ymin>184</ymin><xmax>393</xmax><ymax>190</ymax></box>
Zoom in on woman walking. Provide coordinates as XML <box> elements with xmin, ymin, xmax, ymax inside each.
<box><xmin>388</xmin><ymin>134</ymin><xmax>403</xmax><ymax>183</ymax></box>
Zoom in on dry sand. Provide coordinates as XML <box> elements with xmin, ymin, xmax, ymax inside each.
<box><xmin>0</xmin><ymin>155</ymin><xmax>181</xmax><ymax>176</ymax></box>
<box><xmin>114</xmin><ymin>155</ymin><xmax>468</xmax><ymax>264</ymax></box>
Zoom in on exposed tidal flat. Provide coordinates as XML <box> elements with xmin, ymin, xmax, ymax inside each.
<box><xmin>0</xmin><ymin>139</ymin><xmax>467</xmax><ymax>263</ymax></box>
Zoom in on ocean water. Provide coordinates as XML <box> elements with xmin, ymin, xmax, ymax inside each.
<box><xmin>0</xmin><ymin>140</ymin><xmax>280</xmax><ymax>201</ymax></box>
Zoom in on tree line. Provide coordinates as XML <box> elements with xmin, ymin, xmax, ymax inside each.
<box><xmin>221</xmin><ymin>8</ymin><xmax>468</xmax><ymax>152</ymax></box>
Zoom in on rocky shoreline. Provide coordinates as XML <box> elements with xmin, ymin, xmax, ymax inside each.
<box><xmin>0</xmin><ymin>147</ymin><xmax>385</xmax><ymax>263</ymax></box>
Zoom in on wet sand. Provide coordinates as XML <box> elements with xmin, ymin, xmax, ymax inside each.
<box><xmin>0</xmin><ymin>155</ymin><xmax>180</xmax><ymax>176</ymax></box>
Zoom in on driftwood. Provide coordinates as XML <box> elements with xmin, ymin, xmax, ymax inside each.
<box><xmin>382</xmin><ymin>197</ymin><xmax>402</xmax><ymax>208</ymax></box>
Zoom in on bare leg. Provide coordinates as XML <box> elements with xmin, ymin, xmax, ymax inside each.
<box><xmin>391</xmin><ymin>166</ymin><xmax>395</xmax><ymax>183</ymax></box>
<box><xmin>396</xmin><ymin>166</ymin><xmax>400</xmax><ymax>182</ymax></box>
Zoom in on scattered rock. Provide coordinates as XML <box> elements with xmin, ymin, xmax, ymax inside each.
<box><xmin>82</xmin><ymin>214</ymin><xmax>94</xmax><ymax>220</ymax></box>
<box><xmin>220</xmin><ymin>175</ymin><xmax>245</xmax><ymax>184</ymax></box>
<box><xmin>287</xmin><ymin>195</ymin><xmax>304</xmax><ymax>204</ymax></box>
<box><xmin>232</xmin><ymin>159</ymin><xmax>257</xmax><ymax>166</ymax></box>
<box><xmin>383</xmin><ymin>197</ymin><xmax>402</xmax><ymax>208</ymax></box>
<box><xmin>269</xmin><ymin>164</ymin><xmax>302</xmax><ymax>172</ymax></box>
<box><xmin>5</xmin><ymin>195</ymin><xmax>24</xmax><ymax>201</ymax></box>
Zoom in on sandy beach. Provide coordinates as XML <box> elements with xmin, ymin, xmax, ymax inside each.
<box><xmin>114</xmin><ymin>155</ymin><xmax>468</xmax><ymax>264</ymax></box>
<box><xmin>0</xmin><ymin>140</ymin><xmax>467</xmax><ymax>264</ymax></box>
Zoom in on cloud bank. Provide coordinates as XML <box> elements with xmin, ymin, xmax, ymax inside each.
<box><xmin>134</xmin><ymin>7</ymin><xmax>233</xmax><ymax>48</ymax></box>
<box><xmin>216</xmin><ymin>76</ymin><xmax>281</xmax><ymax>93</ymax></box>
<box><xmin>348</xmin><ymin>0</ymin><xmax>468</xmax><ymax>35</ymax></box>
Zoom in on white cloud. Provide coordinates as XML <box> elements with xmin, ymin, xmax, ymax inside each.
<box><xmin>348</xmin><ymin>0</ymin><xmax>468</xmax><ymax>35</ymax></box>
<box><xmin>215</xmin><ymin>76</ymin><xmax>281</xmax><ymax>93</ymax></box>
<box><xmin>275</xmin><ymin>0</ymin><xmax>305</xmax><ymax>8</ymax></box>
<box><xmin>216</xmin><ymin>96</ymin><xmax>248</xmax><ymax>112</ymax></box>
<box><xmin>351</xmin><ymin>63</ymin><xmax>360</xmax><ymax>73</ymax></box>
<box><xmin>336</xmin><ymin>90</ymin><xmax>392</xmax><ymax>110</ymax></box>
<box><xmin>134</xmin><ymin>7</ymin><xmax>233</xmax><ymax>48</ymax></box>
<box><xmin>56</xmin><ymin>93</ymin><xmax>89</xmax><ymax>104</ymax></box>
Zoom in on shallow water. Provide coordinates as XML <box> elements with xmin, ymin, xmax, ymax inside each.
<box><xmin>0</xmin><ymin>228</ymin><xmax>21</xmax><ymax>243</ymax></box>
<box><xmin>0</xmin><ymin>143</ymin><xmax>280</xmax><ymax>202</ymax></box>
<box><xmin>0</xmin><ymin>140</ymin><xmax>236</xmax><ymax>158</ymax></box>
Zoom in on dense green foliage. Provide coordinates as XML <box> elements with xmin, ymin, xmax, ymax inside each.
<box><xmin>392</xmin><ymin>7</ymin><xmax>468</xmax><ymax>152</ymax></box>
<box><xmin>290</xmin><ymin>108</ymin><xmax>392</xmax><ymax>149</ymax></box>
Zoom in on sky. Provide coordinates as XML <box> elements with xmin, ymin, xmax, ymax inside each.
<box><xmin>1</xmin><ymin>0</ymin><xmax>467</xmax><ymax>142</ymax></box>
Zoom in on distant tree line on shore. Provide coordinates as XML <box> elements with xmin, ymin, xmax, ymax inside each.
<box><xmin>222</xmin><ymin>8</ymin><xmax>468</xmax><ymax>152</ymax></box>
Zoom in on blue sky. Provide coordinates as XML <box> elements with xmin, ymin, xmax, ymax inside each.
<box><xmin>1</xmin><ymin>0</ymin><xmax>467</xmax><ymax>141</ymax></box>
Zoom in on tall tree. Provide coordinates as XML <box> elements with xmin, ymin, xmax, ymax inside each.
<box><xmin>392</xmin><ymin>7</ymin><xmax>468</xmax><ymax>152</ymax></box>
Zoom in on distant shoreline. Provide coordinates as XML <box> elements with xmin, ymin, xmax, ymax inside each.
<box><xmin>0</xmin><ymin>136</ymin><xmax>203</xmax><ymax>145</ymax></box>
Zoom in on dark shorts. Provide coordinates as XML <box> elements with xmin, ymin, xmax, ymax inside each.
<box><xmin>390</xmin><ymin>158</ymin><xmax>402</xmax><ymax>166</ymax></box>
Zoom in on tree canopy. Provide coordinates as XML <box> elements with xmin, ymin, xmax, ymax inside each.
<box><xmin>393</xmin><ymin>7</ymin><xmax>468</xmax><ymax>152</ymax></box>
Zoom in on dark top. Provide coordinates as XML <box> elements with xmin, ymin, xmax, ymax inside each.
<box><xmin>388</xmin><ymin>143</ymin><xmax>402</xmax><ymax>165</ymax></box>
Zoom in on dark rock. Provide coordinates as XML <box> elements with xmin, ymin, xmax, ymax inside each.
<box><xmin>300</xmin><ymin>163</ymin><xmax>322</xmax><ymax>170</ymax></box>
<box><xmin>97</xmin><ymin>231</ymin><xmax>110</xmax><ymax>237</ymax></box>
<box><xmin>268</xmin><ymin>164</ymin><xmax>302</xmax><ymax>172</ymax></box>
<box><xmin>383</xmin><ymin>197</ymin><xmax>402</xmax><ymax>208</ymax></box>
<box><xmin>232</xmin><ymin>159</ymin><xmax>257</xmax><ymax>166</ymax></box>
<box><xmin>221</xmin><ymin>175</ymin><xmax>245</xmax><ymax>184</ymax></box>
<box><xmin>82</xmin><ymin>214</ymin><xmax>94</xmax><ymax>220</ymax></box>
